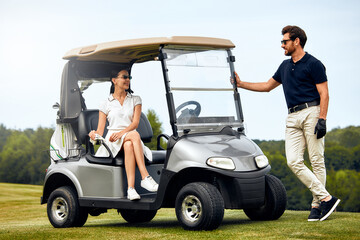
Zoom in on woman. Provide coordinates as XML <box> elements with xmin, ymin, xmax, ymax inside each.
<box><xmin>89</xmin><ymin>69</ymin><xmax>158</xmax><ymax>200</ymax></box>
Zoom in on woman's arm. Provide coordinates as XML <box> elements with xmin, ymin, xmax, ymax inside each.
<box><xmin>109</xmin><ymin>104</ymin><xmax>142</xmax><ymax>142</ymax></box>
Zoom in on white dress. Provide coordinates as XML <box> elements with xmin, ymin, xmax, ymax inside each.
<box><xmin>94</xmin><ymin>93</ymin><xmax>152</xmax><ymax>161</ymax></box>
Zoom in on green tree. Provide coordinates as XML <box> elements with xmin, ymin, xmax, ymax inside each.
<box><xmin>0</xmin><ymin>131</ymin><xmax>33</xmax><ymax>183</ymax></box>
<box><xmin>325</xmin><ymin>145</ymin><xmax>353</xmax><ymax>171</ymax></box>
<box><xmin>0</xmin><ymin>127</ymin><xmax>54</xmax><ymax>184</ymax></box>
<box><xmin>327</xmin><ymin>169</ymin><xmax>360</xmax><ymax>212</ymax></box>
<box><xmin>27</xmin><ymin>127</ymin><xmax>54</xmax><ymax>184</ymax></box>
<box><xmin>352</xmin><ymin>145</ymin><xmax>360</xmax><ymax>171</ymax></box>
<box><xmin>0</xmin><ymin>124</ymin><xmax>11</xmax><ymax>152</ymax></box>
<box><xmin>144</xmin><ymin>109</ymin><xmax>167</xmax><ymax>150</ymax></box>
<box><xmin>326</xmin><ymin>126</ymin><xmax>360</xmax><ymax>148</ymax></box>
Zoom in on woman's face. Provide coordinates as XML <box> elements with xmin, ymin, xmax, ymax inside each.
<box><xmin>113</xmin><ymin>70</ymin><xmax>130</xmax><ymax>91</ymax></box>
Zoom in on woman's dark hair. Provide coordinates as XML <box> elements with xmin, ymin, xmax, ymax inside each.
<box><xmin>110</xmin><ymin>69</ymin><xmax>134</xmax><ymax>94</ymax></box>
<box><xmin>282</xmin><ymin>25</ymin><xmax>307</xmax><ymax>48</ymax></box>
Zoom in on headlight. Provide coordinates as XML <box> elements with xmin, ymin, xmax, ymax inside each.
<box><xmin>206</xmin><ymin>157</ymin><xmax>235</xmax><ymax>170</ymax></box>
<box><xmin>255</xmin><ymin>155</ymin><xmax>269</xmax><ymax>168</ymax></box>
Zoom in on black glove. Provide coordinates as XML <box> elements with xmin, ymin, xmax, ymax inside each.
<box><xmin>314</xmin><ymin>118</ymin><xmax>326</xmax><ymax>139</ymax></box>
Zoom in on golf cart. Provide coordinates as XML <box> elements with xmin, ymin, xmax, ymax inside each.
<box><xmin>41</xmin><ymin>36</ymin><xmax>287</xmax><ymax>230</ymax></box>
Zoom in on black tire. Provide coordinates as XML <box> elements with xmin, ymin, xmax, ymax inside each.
<box><xmin>120</xmin><ymin>209</ymin><xmax>157</xmax><ymax>223</ymax></box>
<box><xmin>73</xmin><ymin>207</ymin><xmax>88</xmax><ymax>227</ymax></box>
<box><xmin>47</xmin><ymin>186</ymin><xmax>87</xmax><ymax>228</ymax></box>
<box><xmin>244</xmin><ymin>174</ymin><xmax>287</xmax><ymax>221</ymax></box>
<box><xmin>175</xmin><ymin>182</ymin><xmax>224</xmax><ymax>231</ymax></box>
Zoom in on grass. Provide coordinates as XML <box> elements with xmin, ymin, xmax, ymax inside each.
<box><xmin>0</xmin><ymin>182</ymin><xmax>359</xmax><ymax>240</ymax></box>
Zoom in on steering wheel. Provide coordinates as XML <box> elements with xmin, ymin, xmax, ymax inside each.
<box><xmin>175</xmin><ymin>101</ymin><xmax>201</xmax><ymax>123</ymax></box>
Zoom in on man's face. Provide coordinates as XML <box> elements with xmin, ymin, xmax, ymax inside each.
<box><xmin>281</xmin><ymin>33</ymin><xmax>295</xmax><ymax>56</ymax></box>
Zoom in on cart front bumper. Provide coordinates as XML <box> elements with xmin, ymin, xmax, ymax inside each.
<box><xmin>215</xmin><ymin>165</ymin><xmax>270</xmax><ymax>209</ymax></box>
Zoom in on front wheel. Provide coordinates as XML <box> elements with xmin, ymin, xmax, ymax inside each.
<box><xmin>175</xmin><ymin>182</ymin><xmax>224</xmax><ymax>231</ymax></box>
<box><xmin>47</xmin><ymin>186</ymin><xmax>88</xmax><ymax>228</ymax></box>
<box><xmin>244</xmin><ymin>174</ymin><xmax>287</xmax><ymax>221</ymax></box>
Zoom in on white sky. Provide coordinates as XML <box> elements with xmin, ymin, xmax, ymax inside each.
<box><xmin>0</xmin><ymin>0</ymin><xmax>359</xmax><ymax>140</ymax></box>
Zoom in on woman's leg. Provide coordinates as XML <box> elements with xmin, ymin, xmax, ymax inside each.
<box><xmin>123</xmin><ymin>140</ymin><xmax>136</xmax><ymax>189</ymax></box>
<box><xmin>123</xmin><ymin>131</ymin><xmax>149</xmax><ymax>179</ymax></box>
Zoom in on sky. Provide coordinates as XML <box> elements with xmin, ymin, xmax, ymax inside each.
<box><xmin>0</xmin><ymin>0</ymin><xmax>359</xmax><ymax>140</ymax></box>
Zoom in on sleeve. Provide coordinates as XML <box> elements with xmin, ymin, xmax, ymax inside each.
<box><xmin>133</xmin><ymin>95</ymin><xmax>142</xmax><ymax>106</ymax></box>
<box><xmin>272</xmin><ymin>61</ymin><xmax>284</xmax><ymax>83</ymax></box>
<box><xmin>310</xmin><ymin>60</ymin><xmax>328</xmax><ymax>84</ymax></box>
<box><xmin>99</xmin><ymin>100</ymin><xmax>109</xmax><ymax>115</ymax></box>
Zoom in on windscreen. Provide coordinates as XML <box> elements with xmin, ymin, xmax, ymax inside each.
<box><xmin>164</xmin><ymin>48</ymin><xmax>242</xmax><ymax>135</ymax></box>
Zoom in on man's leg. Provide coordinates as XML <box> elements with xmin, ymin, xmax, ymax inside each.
<box><xmin>304</xmin><ymin>106</ymin><xmax>327</xmax><ymax>208</ymax></box>
<box><xmin>285</xmin><ymin>111</ymin><xmax>329</xmax><ymax>203</ymax></box>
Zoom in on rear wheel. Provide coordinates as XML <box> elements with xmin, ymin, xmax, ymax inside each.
<box><xmin>73</xmin><ymin>207</ymin><xmax>88</xmax><ymax>227</ymax></box>
<box><xmin>119</xmin><ymin>209</ymin><xmax>157</xmax><ymax>223</ymax></box>
<box><xmin>47</xmin><ymin>186</ymin><xmax>88</xmax><ymax>228</ymax></box>
<box><xmin>244</xmin><ymin>174</ymin><xmax>287</xmax><ymax>220</ymax></box>
<box><xmin>175</xmin><ymin>182</ymin><xmax>224</xmax><ymax>230</ymax></box>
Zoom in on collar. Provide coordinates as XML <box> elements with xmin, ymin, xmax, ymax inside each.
<box><xmin>108</xmin><ymin>93</ymin><xmax>131</xmax><ymax>101</ymax></box>
<box><xmin>291</xmin><ymin>52</ymin><xmax>310</xmax><ymax>64</ymax></box>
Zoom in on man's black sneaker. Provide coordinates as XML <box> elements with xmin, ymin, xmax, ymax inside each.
<box><xmin>308</xmin><ymin>207</ymin><xmax>321</xmax><ymax>222</ymax></box>
<box><xmin>320</xmin><ymin>196</ymin><xmax>340</xmax><ymax>221</ymax></box>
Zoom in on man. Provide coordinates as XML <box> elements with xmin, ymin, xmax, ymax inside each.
<box><xmin>234</xmin><ymin>25</ymin><xmax>340</xmax><ymax>221</ymax></box>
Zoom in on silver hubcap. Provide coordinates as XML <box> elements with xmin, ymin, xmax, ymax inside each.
<box><xmin>181</xmin><ymin>195</ymin><xmax>202</xmax><ymax>222</ymax></box>
<box><xmin>51</xmin><ymin>197</ymin><xmax>69</xmax><ymax>221</ymax></box>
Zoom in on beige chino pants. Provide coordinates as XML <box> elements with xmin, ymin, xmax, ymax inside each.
<box><xmin>285</xmin><ymin>106</ymin><xmax>329</xmax><ymax>208</ymax></box>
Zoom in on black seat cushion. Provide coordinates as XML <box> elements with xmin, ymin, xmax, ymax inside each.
<box><xmin>113</xmin><ymin>150</ymin><xmax>166</xmax><ymax>166</ymax></box>
<box><xmin>78</xmin><ymin>109</ymin><xmax>164</xmax><ymax>166</ymax></box>
<box><xmin>78</xmin><ymin>109</ymin><xmax>153</xmax><ymax>144</ymax></box>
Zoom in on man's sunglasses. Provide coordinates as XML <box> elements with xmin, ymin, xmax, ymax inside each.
<box><xmin>281</xmin><ymin>39</ymin><xmax>292</xmax><ymax>45</ymax></box>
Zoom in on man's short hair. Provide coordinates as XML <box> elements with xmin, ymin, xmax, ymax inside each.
<box><xmin>282</xmin><ymin>25</ymin><xmax>307</xmax><ymax>48</ymax></box>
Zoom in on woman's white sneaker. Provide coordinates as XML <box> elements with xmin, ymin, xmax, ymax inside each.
<box><xmin>127</xmin><ymin>187</ymin><xmax>140</xmax><ymax>200</ymax></box>
<box><xmin>141</xmin><ymin>176</ymin><xmax>159</xmax><ymax>192</ymax></box>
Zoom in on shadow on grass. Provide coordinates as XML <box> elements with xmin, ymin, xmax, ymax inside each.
<box><xmin>85</xmin><ymin>219</ymin><xmax>180</xmax><ymax>229</ymax></box>
<box><xmin>85</xmin><ymin>217</ymin><xmax>254</xmax><ymax>230</ymax></box>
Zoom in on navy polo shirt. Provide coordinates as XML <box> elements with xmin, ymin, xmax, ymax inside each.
<box><xmin>273</xmin><ymin>52</ymin><xmax>327</xmax><ymax>109</ymax></box>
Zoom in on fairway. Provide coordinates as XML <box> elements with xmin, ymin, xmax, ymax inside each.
<box><xmin>0</xmin><ymin>182</ymin><xmax>359</xmax><ymax>240</ymax></box>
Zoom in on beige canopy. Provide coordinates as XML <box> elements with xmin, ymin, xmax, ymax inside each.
<box><xmin>63</xmin><ymin>36</ymin><xmax>235</xmax><ymax>63</ymax></box>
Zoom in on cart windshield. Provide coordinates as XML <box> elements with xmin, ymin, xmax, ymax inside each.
<box><xmin>163</xmin><ymin>48</ymin><xmax>243</xmax><ymax>135</ymax></box>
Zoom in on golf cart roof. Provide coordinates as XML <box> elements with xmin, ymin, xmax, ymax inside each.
<box><xmin>63</xmin><ymin>36</ymin><xmax>235</xmax><ymax>64</ymax></box>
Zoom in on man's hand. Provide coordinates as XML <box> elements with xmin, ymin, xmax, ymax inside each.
<box><xmin>234</xmin><ymin>71</ymin><xmax>241</xmax><ymax>87</ymax></box>
<box><xmin>314</xmin><ymin>118</ymin><xmax>327</xmax><ymax>139</ymax></box>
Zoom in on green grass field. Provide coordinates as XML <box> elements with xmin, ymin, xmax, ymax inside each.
<box><xmin>0</xmin><ymin>182</ymin><xmax>359</xmax><ymax>240</ymax></box>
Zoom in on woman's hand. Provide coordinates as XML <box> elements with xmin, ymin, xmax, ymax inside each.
<box><xmin>109</xmin><ymin>131</ymin><xmax>124</xmax><ymax>142</ymax></box>
<box><xmin>89</xmin><ymin>130</ymin><xmax>97</xmax><ymax>140</ymax></box>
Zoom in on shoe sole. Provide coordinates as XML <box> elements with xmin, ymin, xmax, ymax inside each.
<box><xmin>320</xmin><ymin>199</ymin><xmax>341</xmax><ymax>221</ymax></box>
<box><xmin>308</xmin><ymin>218</ymin><xmax>319</xmax><ymax>222</ymax></box>
<box><xmin>141</xmin><ymin>183</ymin><xmax>158</xmax><ymax>192</ymax></box>
<box><xmin>127</xmin><ymin>196</ymin><xmax>141</xmax><ymax>201</ymax></box>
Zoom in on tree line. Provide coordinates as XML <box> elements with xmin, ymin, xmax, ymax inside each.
<box><xmin>0</xmin><ymin>113</ymin><xmax>359</xmax><ymax>212</ymax></box>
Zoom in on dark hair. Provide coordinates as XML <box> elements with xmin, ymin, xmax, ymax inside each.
<box><xmin>282</xmin><ymin>25</ymin><xmax>307</xmax><ymax>48</ymax></box>
<box><xmin>110</xmin><ymin>69</ymin><xmax>134</xmax><ymax>94</ymax></box>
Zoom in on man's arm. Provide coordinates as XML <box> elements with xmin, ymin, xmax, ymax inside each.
<box><xmin>234</xmin><ymin>72</ymin><xmax>280</xmax><ymax>92</ymax></box>
<box><xmin>314</xmin><ymin>81</ymin><xmax>329</xmax><ymax>139</ymax></box>
<box><xmin>316</xmin><ymin>81</ymin><xmax>329</xmax><ymax>120</ymax></box>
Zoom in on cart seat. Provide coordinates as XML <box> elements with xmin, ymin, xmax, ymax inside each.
<box><xmin>78</xmin><ymin>109</ymin><xmax>166</xmax><ymax>166</ymax></box>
